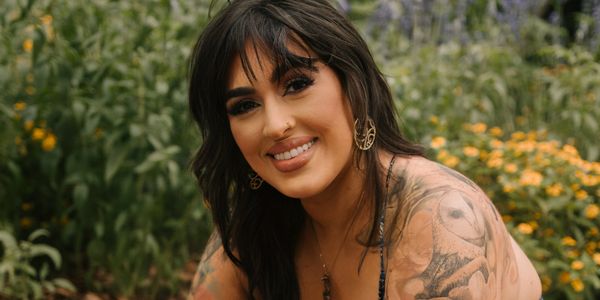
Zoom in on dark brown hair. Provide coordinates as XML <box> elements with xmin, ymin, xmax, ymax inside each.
<box><xmin>188</xmin><ymin>0</ymin><xmax>424</xmax><ymax>298</ymax></box>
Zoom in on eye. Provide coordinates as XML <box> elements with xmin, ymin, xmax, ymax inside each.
<box><xmin>283</xmin><ymin>75</ymin><xmax>315</xmax><ymax>96</ymax></box>
<box><xmin>227</xmin><ymin>100</ymin><xmax>260</xmax><ymax>116</ymax></box>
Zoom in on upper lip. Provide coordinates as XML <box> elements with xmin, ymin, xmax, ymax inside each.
<box><xmin>266</xmin><ymin>136</ymin><xmax>315</xmax><ymax>156</ymax></box>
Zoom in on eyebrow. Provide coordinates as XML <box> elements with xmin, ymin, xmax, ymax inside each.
<box><xmin>224</xmin><ymin>57</ymin><xmax>319</xmax><ymax>102</ymax></box>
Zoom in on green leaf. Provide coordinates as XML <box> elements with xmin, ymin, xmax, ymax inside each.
<box><xmin>29</xmin><ymin>245</ymin><xmax>61</xmax><ymax>269</ymax></box>
<box><xmin>0</xmin><ymin>231</ymin><xmax>17</xmax><ymax>250</ymax></box>
<box><xmin>104</xmin><ymin>145</ymin><xmax>129</xmax><ymax>183</ymax></box>
<box><xmin>52</xmin><ymin>278</ymin><xmax>76</xmax><ymax>292</ymax></box>
<box><xmin>27</xmin><ymin>229</ymin><xmax>49</xmax><ymax>242</ymax></box>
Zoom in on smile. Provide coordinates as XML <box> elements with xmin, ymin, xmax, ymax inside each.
<box><xmin>273</xmin><ymin>139</ymin><xmax>315</xmax><ymax>161</ymax></box>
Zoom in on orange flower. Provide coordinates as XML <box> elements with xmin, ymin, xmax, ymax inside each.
<box><xmin>575</xmin><ymin>190</ymin><xmax>588</xmax><ymax>200</ymax></box>
<box><xmin>23</xmin><ymin>39</ymin><xmax>33</xmax><ymax>52</ymax></box>
<box><xmin>489</xmin><ymin>139</ymin><xmax>503</xmax><ymax>149</ymax></box>
<box><xmin>511</xmin><ymin>131</ymin><xmax>526</xmax><ymax>140</ymax></box>
<box><xmin>504</xmin><ymin>163</ymin><xmax>518</xmax><ymax>174</ymax></box>
<box><xmin>14</xmin><ymin>101</ymin><xmax>26</xmax><ymax>111</ymax></box>
<box><xmin>40</xmin><ymin>14</ymin><xmax>53</xmax><ymax>25</ymax></box>
<box><xmin>517</xmin><ymin>223</ymin><xmax>533</xmax><ymax>235</ymax></box>
<box><xmin>462</xmin><ymin>146</ymin><xmax>479</xmax><ymax>157</ymax></box>
<box><xmin>571</xmin><ymin>278</ymin><xmax>584</xmax><ymax>292</ymax></box>
<box><xmin>470</xmin><ymin>122</ymin><xmax>487</xmax><ymax>134</ymax></box>
<box><xmin>429</xmin><ymin>115</ymin><xmax>439</xmax><ymax>125</ymax></box>
<box><xmin>487</xmin><ymin>157</ymin><xmax>503</xmax><ymax>169</ymax></box>
<box><xmin>545</xmin><ymin>183</ymin><xmax>563</xmax><ymax>197</ymax></box>
<box><xmin>489</xmin><ymin>127</ymin><xmax>503</xmax><ymax>137</ymax></box>
<box><xmin>559</xmin><ymin>272</ymin><xmax>570</xmax><ymax>283</ymax></box>
<box><xmin>24</xmin><ymin>120</ymin><xmax>34</xmax><ymax>131</ymax></box>
<box><xmin>42</xmin><ymin>133</ymin><xmax>57</xmax><ymax>151</ymax></box>
<box><xmin>430</xmin><ymin>136</ymin><xmax>446</xmax><ymax>149</ymax></box>
<box><xmin>593</xmin><ymin>253</ymin><xmax>600</xmax><ymax>265</ymax></box>
<box><xmin>584</xmin><ymin>204</ymin><xmax>599</xmax><ymax>219</ymax></box>
<box><xmin>443</xmin><ymin>156</ymin><xmax>459</xmax><ymax>168</ymax></box>
<box><xmin>32</xmin><ymin>128</ymin><xmax>46</xmax><ymax>140</ymax></box>
<box><xmin>562</xmin><ymin>236</ymin><xmax>577</xmax><ymax>246</ymax></box>
<box><xmin>519</xmin><ymin>169</ymin><xmax>543</xmax><ymax>186</ymax></box>
<box><xmin>19</xmin><ymin>217</ymin><xmax>32</xmax><ymax>229</ymax></box>
<box><xmin>571</xmin><ymin>260</ymin><xmax>584</xmax><ymax>270</ymax></box>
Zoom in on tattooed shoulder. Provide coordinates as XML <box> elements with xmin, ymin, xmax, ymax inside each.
<box><xmin>188</xmin><ymin>231</ymin><xmax>247</xmax><ymax>300</ymax></box>
<box><xmin>385</xmin><ymin>158</ymin><xmax>520</xmax><ymax>299</ymax></box>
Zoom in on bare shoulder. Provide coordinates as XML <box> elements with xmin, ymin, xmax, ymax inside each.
<box><xmin>188</xmin><ymin>231</ymin><xmax>247</xmax><ymax>300</ymax></box>
<box><xmin>384</xmin><ymin>156</ymin><xmax>541</xmax><ymax>299</ymax></box>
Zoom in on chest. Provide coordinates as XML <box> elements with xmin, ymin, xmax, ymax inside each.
<box><xmin>295</xmin><ymin>246</ymin><xmax>382</xmax><ymax>300</ymax></box>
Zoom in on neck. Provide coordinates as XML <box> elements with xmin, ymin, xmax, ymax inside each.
<box><xmin>300</xmin><ymin>155</ymin><xmax>368</xmax><ymax>240</ymax></box>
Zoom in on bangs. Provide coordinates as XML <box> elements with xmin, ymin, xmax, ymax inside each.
<box><xmin>227</xmin><ymin>8</ymin><xmax>319</xmax><ymax>85</ymax></box>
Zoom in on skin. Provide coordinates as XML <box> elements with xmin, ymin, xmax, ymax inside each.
<box><xmin>188</xmin><ymin>45</ymin><xmax>542</xmax><ymax>299</ymax></box>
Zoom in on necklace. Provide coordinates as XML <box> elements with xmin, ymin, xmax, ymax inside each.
<box><xmin>311</xmin><ymin>154</ymin><xmax>397</xmax><ymax>300</ymax></box>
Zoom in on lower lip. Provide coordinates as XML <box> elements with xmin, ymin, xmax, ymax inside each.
<box><xmin>270</xmin><ymin>140</ymin><xmax>317</xmax><ymax>173</ymax></box>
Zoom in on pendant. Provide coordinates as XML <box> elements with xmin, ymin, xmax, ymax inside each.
<box><xmin>321</xmin><ymin>273</ymin><xmax>331</xmax><ymax>300</ymax></box>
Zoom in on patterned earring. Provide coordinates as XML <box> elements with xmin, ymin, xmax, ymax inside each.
<box><xmin>248</xmin><ymin>171</ymin><xmax>264</xmax><ymax>190</ymax></box>
<box><xmin>354</xmin><ymin>117</ymin><xmax>376</xmax><ymax>150</ymax></box>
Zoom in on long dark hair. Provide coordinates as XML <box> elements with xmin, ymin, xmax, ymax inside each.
<box><xmin>188</xmin><ymin>0</ymin><xmax>424</xmax><ymax>298</ymax></box>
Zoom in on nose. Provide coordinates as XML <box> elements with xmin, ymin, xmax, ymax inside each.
<box><xmin>262</xmin><ymin>98</ymin><xmax>294</xmax><ymax>140</ymax></box>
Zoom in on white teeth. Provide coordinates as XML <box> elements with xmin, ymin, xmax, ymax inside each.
<box><xmin>273</xmin><ymin>140</ymin><xmax>314</xmax><ymax>161</ymax></box>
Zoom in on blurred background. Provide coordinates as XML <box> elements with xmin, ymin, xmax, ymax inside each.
<box><xmin>0</xmin><ymin>0</ymin><xmax>598</xmax><ymax>299</ymax></box>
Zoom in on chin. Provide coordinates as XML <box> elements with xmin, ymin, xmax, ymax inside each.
<box><xmin>273</xmin><ymin>182</ymin><xmax>322</xmax><ymax>199</ymax></box>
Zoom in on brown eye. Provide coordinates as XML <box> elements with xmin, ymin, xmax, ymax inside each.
<box><xmin>227</xmin><ymin>100</ymin><xmax>260</xmax><ymax>116</ymax></box>
<box><xmin>284</xmin><ymin>76</ymin><xmax>314</xmax><ymax>95</ymax></box>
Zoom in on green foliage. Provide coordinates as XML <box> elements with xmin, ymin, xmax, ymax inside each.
<box><xmin>0</xmin><ymin>0</ymin><xmax>212</xmax><ymax>297</ymax></box>
<box><xmin>0</xmin><ymin>228</ymin><xmax>76</xmax><ymax>299</ymax></box>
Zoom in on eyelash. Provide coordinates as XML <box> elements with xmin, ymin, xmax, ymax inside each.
<box><xmin>226</xmin><ymin>75</ymin><xmax>315</xmax><ymax>116</ymax></box>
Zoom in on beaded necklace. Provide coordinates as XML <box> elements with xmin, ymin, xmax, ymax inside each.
<box><xmin>311</xmin><ymin>154</ymin><xmax>396</xmax><ymax>300</ymax></box>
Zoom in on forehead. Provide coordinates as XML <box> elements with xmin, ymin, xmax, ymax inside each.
<box><xmin>227</xmin><ymin>40</ymin><xmax>315</xmax><ymax>88</ymax></box>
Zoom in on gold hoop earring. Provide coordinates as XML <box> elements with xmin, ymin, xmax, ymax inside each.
<box><xmin>248</xmin><ymin>171</ymin><xmax>264</xmax><ymax>190</ymax></box>
<box><xmin>354</xmin><ymin>117</ymin><xmax>376</xmax><ymax>150</ymax></box>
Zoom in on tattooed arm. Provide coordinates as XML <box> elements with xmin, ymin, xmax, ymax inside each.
<box><xmin>386</xmin><ymin>158</ymin><xmax>541</xmax><ymax>299</ymax></box>
<box><xmin>188</xmin><ymin>231</ymin><xmax>246</xmax><ymax>300</ymax></box>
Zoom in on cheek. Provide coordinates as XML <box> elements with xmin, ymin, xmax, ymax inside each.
<box><xmin>229</xmin><ymin>120</ymin><xmax>259</xmax><ymax>161</ymax></box>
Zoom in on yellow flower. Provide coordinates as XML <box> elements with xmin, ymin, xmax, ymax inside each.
<box><xmin>42</xmin><ymin>133</ymin><xmax>57</xmax><ymax>151</ymax></box>
<box><xmin>14</xmin><ymin>101</ymin><xmax>26</xmax><ymax>111</ymax></box>
<box><xmin>470</xmin><ymin>122</ymin><xmax>487</xmax><ymax>134</ymax></box>
<box><xmin>19</xmin><ymin>217</ymin><xmax>32</xmax><ymax>229</ymax></box>
<box><xmin>571</xmin><ymin>278</ymin><xmax>584</xmax><ymax>292</ymax></box>
<box><xmin>32</xmin><ymin>128</ymin><xmax>46</xmax><ymax>140</ymax></box>
<box><xmin>489</xmin><ymin>127</ymin><xmax>503</xmax><ymax>137</ymax></box>
<box><xmin>21</xmin><ymin>202</ymin><xmax>33</xmax><ymax>211</ymax></box>
<box><xmin>487</xmin><ymin>157</ymin><xmax>503</xmax><ymax>169</ymax></box>
<box><xmin>24</xmin><ymin>120</ymin><xmax>34</xmax><ymax>131</ymax></box>
<box><xmin>517</xmin><ymin>223</ymin><xmax>533</xmax><ymax>235</ymax></box>
<box><xmin>559</xmin><ymin>272</ymin><xmax>570</xmax><ymax>283</ymax></box>
<box><xmin>443</xmin><ymin>156</ymin><xmax>459</xmax><ymax>168</ymax></box>
<box><xmin>575</xmin><ymin>190</ymin><xmax>588</xmax><ymax>200</ymax></box>
<box><xmin>571</xmin><ymin>260</ymin><xmax>584</xmax><ymax>270</ymax></box>
<box><xmin>489</xmin><ymin>139</ymin><xmax>503</xmax><ymax>149</ymax></box>
<box><xmin>503</xmin><ymin>183</ymin><xmax>515</xmax><ymax>193</ymax></box>
<box><xmin>593</xmin><ymin>253</ymin><xmax>600</xmax><ymax>265</ymax></box>
<box><xmin>25</xmin><ymin>86</ymin><xmax>36</xmax><ymax>95</ymax></box>
<box><xmin>586</xmin><ymin>242</ymin><xmax>597</xmax><ymax>254</ymax></box>
<box><xmin>502</xmin><ymin>215</ymin><xmax>512</xmax><ymax>222</ymax></box>
<box><xmin>23</xmin><ymin>39</ymin><xmax>33</xmax><ymax>52</ymax></box>
<box><xmin>541</xmin><ymin>276</ymin><xmax>551</xmax><ymax>292</ymax></box>
<box><xmin>519</xmin><ymin>169</ymin><xmax>543</xmax><ymax>186</ymax></box>
<box><xmin>589</xmin><ymin>227</ymin><xmax>599</xmax><ymax>236</ymax></box>
<box><xmin>584</xmin><ymin>204</ymin><xmax>599</xmax><ymax>219</ymax></box>
<box><xmin>430</xmin><ymin>136</ymin><xmax>446</xmax><ymax>149</ymax></box>
<box><xmin>40</xmin><ymin>14</ymin><xmax>53</xmax><ymax>25</ymax></box>
<box><xmin>562</xmin><ymin>144</ymin><xmax>579</xmax><ymax>157</ymax></box>
<box><xmin>15</xmin><ymin>136</ymin><xmax>22</xmax><ymax>145</ymax></box>
<box><xmin>429</xmin><ymin>115</ymin><xmax>439</xmax><ymax>125</ymax></box>
<box><xmin>511</xmin><ymin>131</ymin><xmax>526</xmax><ymax>140</ymax></box>
<box><xmin>462</xmin><ymin>146</ymin><xmax>479</xmax><ymax>157</ymax></box>
<box><xmin>543</xmin><ymin>228</ymin><xmax>555</xmax><ymax>237</ymax></box>
<box><xmin>504</xmin><ymin>163</ymin><xmax>518</xmax><ymax>174</ymax></box>
<box><xmin>571</xmin><ymin>183</ymin><xmax>581</xmax><ymax>191</ymax></box>
<box><xmin>545</xmin><ymin>183</ymin><xmax>563</xmax><ymax>197</ymax></box>
<box><xmin>437</xmin><ymin>149</ymin><xmax>449</xmax><ymax>160</ymax></box>
<box><xmin>562</xmin><ymin>236</ymin><xmax>577</xmax><ymax>246</ymax></box>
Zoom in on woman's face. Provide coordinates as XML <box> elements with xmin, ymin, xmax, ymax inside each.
<box><xmin>225</xmin><ymin>45</ymin><xmax>355</xmax><ymax>199</ymax></box>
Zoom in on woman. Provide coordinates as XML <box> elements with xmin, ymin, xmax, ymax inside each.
<box><xmin>187</xmin><ymin>0</ymin><xmax>542</xmax><ymax>299</ymax></box>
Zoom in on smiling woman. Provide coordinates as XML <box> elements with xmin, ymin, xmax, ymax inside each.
<box><xmin>186</xmin><ymin>0</ymin><xmax>542</xmax><ymax>299</ymax></box>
